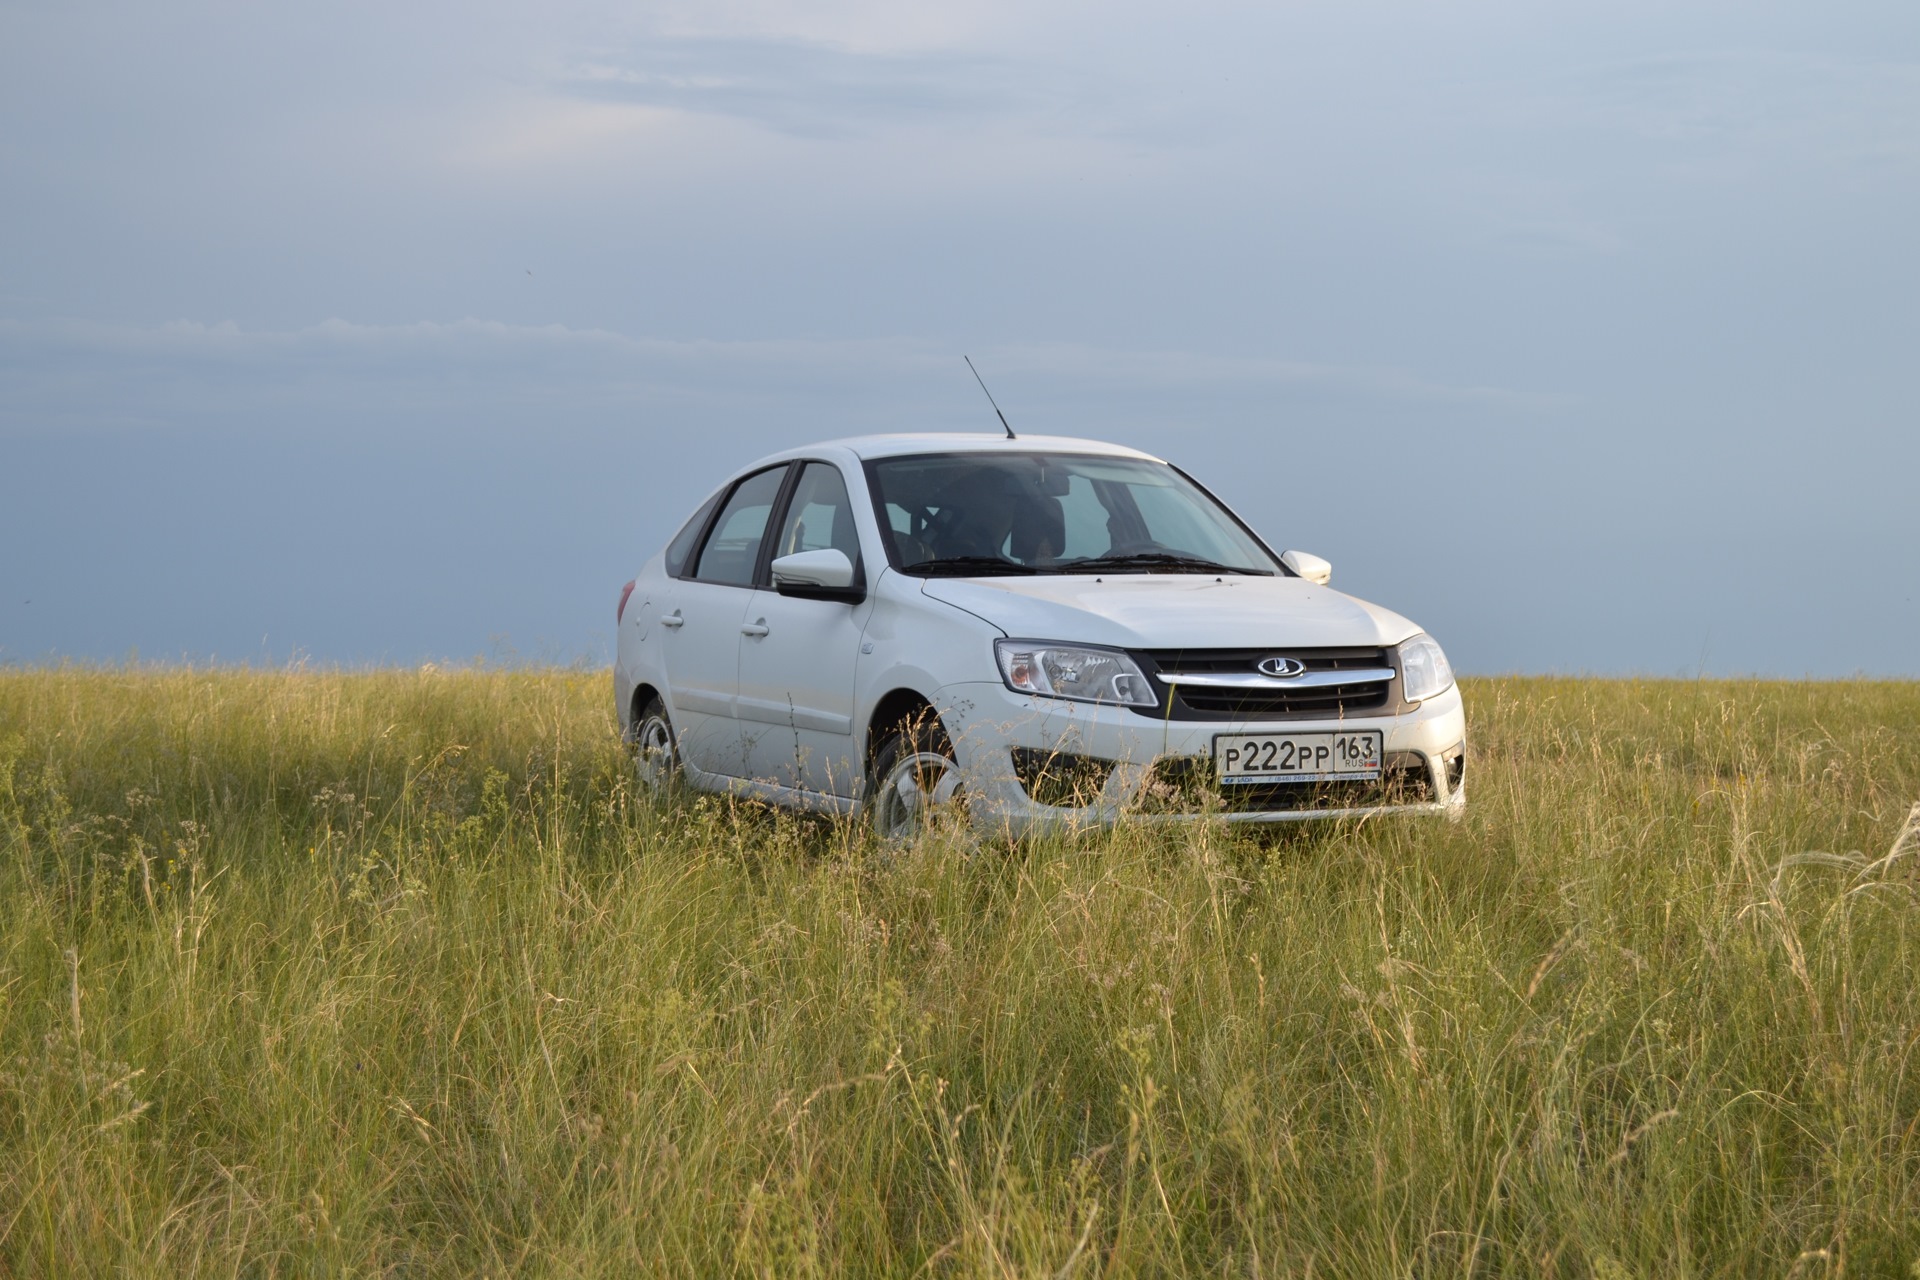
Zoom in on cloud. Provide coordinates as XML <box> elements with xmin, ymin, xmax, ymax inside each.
<box><xmin>559</xmin><ymin>36</ymin><xmax>1099</xmax><ymax>138</ymax></box>
<box><xmin>1557</xmin><ymin>49</ymin><xmax>1920</xmax><ymax>166</ymax></box>
<box><xmin>0</xmin><ymin>317</ymin><xmax>1559</xmax><ymax>437</ymax></box>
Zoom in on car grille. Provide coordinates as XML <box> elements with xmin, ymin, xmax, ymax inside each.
<box><xmin>1137</xmin><ymin>751</ymin><xmax>1436</xmax><ymax>814</ymax></box>
<box><xmin>1135</xmin><ymin>647</ymin><xmax>1398</xmax><ymax>720</ymax></box>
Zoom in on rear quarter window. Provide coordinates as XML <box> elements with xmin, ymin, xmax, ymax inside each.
<box><xmin>664</xmin><ymin>490</ymin><xmax>724</xmax><ymax>578</ymax></box>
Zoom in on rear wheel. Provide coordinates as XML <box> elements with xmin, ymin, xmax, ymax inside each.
<box><xmin>630</xmin><ymin>696</ymin><xmax>680</xmax><ymax>796</ymax></box>
<box><xmin>867</xmin><ymin>714</ymin><xmax>963</xmax><ymax>841</ymax></box>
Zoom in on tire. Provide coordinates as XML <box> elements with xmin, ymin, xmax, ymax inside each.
<box><xmin>867</xmin><ymin>713</ymin><xmax>964</xmax><ymax>841</ymax></box>
<box><xmin>629</xmin><ymin>696</ymin><xmax>681</xmax><ymax>796</ymax></box>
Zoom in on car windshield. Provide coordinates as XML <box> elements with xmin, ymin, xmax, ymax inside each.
<box><xmin>864</xmin><ymin>452</ymin><xmax>1279</xmax><ymax>577</ymax></box>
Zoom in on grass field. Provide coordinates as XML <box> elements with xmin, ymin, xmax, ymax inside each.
<box><xmin>2</xmin><ymin>669</ymin><xmax>1919</xmax><ymax>1277</ymax></box>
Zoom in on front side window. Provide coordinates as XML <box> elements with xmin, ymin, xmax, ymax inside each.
<box><xmin>772</xmin><ymin>462</ymin><xmax>863</xmax><ymax>567</ymax></box>
<box><xmin>864</xmin><ymin>452</ymin><xmax>1278</xmax><ymax>576</ymax></box>
<box><xmin>693</xmin><ymin>465</ymin><xmax>789</xmax><ymax>586</ymax></box>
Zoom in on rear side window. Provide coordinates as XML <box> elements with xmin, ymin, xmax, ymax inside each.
<box><xmin>664</xmin><ymin>489</ymin><xmax>724</xmax><ymax>578</ymax></box>
<box><xmin>693</xmin><ymin>466</ymin><xmax>789</xmax><ymax>587</ymax></box>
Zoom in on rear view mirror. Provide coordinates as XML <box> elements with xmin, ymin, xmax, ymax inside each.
<box><xmin>1279</xmin><ymin>549</ymin><xmax>1332</xmax><ymax>585</ymax></box>
<box><xmin>771</xmin><ymin>548</ymin><xmax>863</xmax><ymax>601</ymax></box>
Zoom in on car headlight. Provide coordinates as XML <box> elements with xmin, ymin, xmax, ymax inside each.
<box><xmin>1398</xmin><ymin>633</ymin><xmax>1454</xmax><ymax>703</ymax></box>
<box><xmin>994</xmin><ymin>640</ymin><xmax>1159</xmax><ymax>708</ymax></box>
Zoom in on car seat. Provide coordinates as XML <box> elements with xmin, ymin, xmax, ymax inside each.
<box><xmin>1009</xmin><ymin>494</ymin><xmax>1066</xmax><ymax>565</ymax></box>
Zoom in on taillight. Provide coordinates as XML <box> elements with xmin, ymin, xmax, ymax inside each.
<box><xmin>616</xmin><ymin>579</ymin><xmax>636</xmax><ymax>624</ymax></box>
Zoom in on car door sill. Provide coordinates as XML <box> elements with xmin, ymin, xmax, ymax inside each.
<box><xmin>724</xmin><ymin>775</ymin><xmax>857</xmax><ymax>816</ymax></box>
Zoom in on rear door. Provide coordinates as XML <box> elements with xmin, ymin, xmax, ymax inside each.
<box><xmin>660</xmin><ymin>464</ymin><xmax>791</xmax><ymax>778</ymax></box>
<box><xmin>737</xmin><ymin>461</ymin><xmax>871</xmax><ymax>797</ymax></box>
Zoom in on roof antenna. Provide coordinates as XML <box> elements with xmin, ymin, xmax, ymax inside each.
<box><xmin>964</xmin><ymin>355</ymin><xmax>1017</xmax><ymax>440</ymax></box>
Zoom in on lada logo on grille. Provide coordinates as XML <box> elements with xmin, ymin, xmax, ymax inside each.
<box><xmin>1256</xmin><ymin>656</ymin><xmax>1308</xmax><ymax>678</ymax></box>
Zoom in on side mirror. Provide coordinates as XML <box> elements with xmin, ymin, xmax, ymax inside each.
<box><xmin>771</xmin><ymin>548</ymin><xmax>863</xmax><ymax>602</ymax></box>
<box><xmin>1279</xmin><ymin>549</ymin><xmax>1332</xmax><ymax>585</ymax></box>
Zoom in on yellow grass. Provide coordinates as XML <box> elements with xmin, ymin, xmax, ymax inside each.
<box><xmin>2</xmin><ymin>668</ymin><xmax>1918</xmax><ymax>1276</ymax></box>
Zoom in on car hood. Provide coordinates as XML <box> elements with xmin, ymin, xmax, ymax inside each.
<box><xmin>920</xmin><ymin>573</ymin><xmax>1421</xmax><ymax>650</ymax></box>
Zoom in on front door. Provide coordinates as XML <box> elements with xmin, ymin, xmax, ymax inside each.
<box><xmin>737</xmin><ymin>462</ymin><xmax>869</xmax><ymax>796</ymax></box>
<box><xmin>660</xmin><ymin>463</ymin><xmax>790</xmax><ymax>778</ymax></box>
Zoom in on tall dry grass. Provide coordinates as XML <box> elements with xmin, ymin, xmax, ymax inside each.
<box><xmin>1</xmin><ymin>667</ymin><xmax>1918</xmax><ymax>1276</ymax></box>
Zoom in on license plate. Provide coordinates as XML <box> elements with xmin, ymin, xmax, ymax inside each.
<box><xmin>1214</xmin><ymin>731</ymin><xmax>1383</xmax><ymax>784</ymax></box>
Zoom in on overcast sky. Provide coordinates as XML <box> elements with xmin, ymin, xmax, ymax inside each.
<box><xmin>3</xmin><ymin>0</ymin><xmax>1915</xmax><ymax>674</ymax></box>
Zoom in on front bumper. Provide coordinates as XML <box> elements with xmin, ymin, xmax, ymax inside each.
<box><xmin>935</xmin><ymin>680</ymin><xmax>1467</xmax><ymax>834</ymax></box>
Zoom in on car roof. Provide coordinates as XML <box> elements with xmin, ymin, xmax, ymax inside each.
<box><xmin>751</xmin><ymin>432</ymin><xmax>1166</xmax><ymax>467</ymax></box>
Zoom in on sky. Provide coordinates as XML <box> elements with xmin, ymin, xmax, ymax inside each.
<box><xmin>2</xmin><ymin>0</ymin><xmax>1916</xmax><ymax>675</ymax></box>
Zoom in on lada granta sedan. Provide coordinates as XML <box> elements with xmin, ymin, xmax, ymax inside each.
<box><xmin>614</xmin><ymin>434</ymin><xmax>1465</xmax><ymax>838</ymax></box>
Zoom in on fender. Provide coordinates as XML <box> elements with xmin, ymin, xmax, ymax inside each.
<box><xmin>852</xmin><ymin>568</ymin><xmax>1006</xmax><ymax>767</ymax></box>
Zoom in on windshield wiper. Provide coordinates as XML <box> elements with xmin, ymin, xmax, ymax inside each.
<box><xmin>903</xmin><ymin>555</ymin><xmax>1039</xmax><ymax>577</ymax></box>
<box><xmin>1061</xmin><ymin>552</ymin><xmax>1268</xmax><ymax>576</ymax></box>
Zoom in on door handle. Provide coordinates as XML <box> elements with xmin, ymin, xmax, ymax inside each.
<box><xmin>740</xmin><ymin>619</ymin><xmax>770</xmax><ymax>638</ymax></box>
<box><xmin>661</xmin><ymin>610</ymin><xmax>684</xmax><ymax>629</ymax></box>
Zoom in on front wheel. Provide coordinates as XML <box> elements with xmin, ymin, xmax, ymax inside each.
<box><xmin>629</xmin><ymin>696</ymin><xmax>680</xmax><ymax>796</ymax></box>
<box><xmin>867</xmin><ymin>716</ymin><xmax>964</xmax><ymax>841</ymax></box>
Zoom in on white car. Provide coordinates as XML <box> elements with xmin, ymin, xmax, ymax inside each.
<box><xmin>614</xmin><ymin>433</ymin><xmax>1465</xmax><ymax>837</ymax></box>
